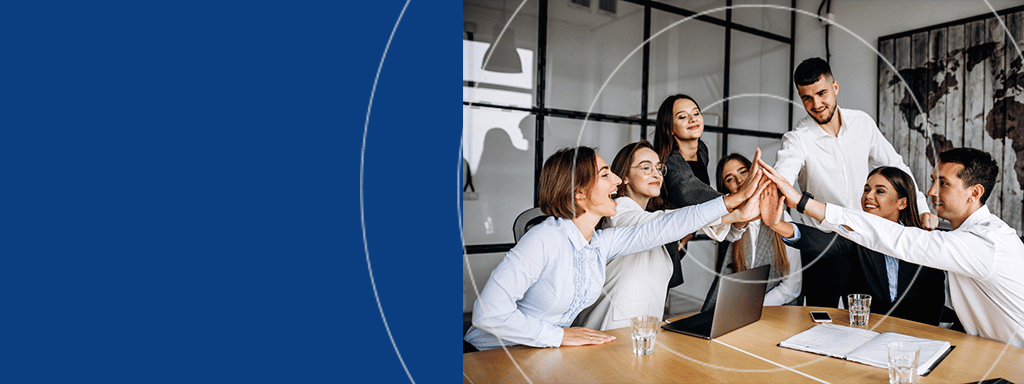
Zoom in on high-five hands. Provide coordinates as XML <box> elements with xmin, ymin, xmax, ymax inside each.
<box><xmin>756</xmin><ymin>158</ymin><xmax>826</xmax><ymax>222</ymax></box>
<box><xmin>724</xmin><ymin>148</ymin><xmax>764</xmax><ymax>212</ymax></box>
<box><xmin>758</xmin><ymin>182</ymin><xmax>796</xmax><ymax>238</ymax></box>
<box><xmin>722</xmin><ymin>148</ymin><xmax>770</xmax><ymax>225</ymax></box>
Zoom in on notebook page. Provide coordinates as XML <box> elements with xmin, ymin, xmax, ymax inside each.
<box><xmin>845</xmin><ymin>332</ymin><xmax>952</xmax><ymax>375</ymax></box>
<box><xmin>778</xmin><ymin>323</ymin><xmax>880</xmax><ymax>358</ymax></box>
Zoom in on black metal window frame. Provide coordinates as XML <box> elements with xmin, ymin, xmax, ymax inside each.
<box><xmin>464</xmin><ymin>0</ymin><xmax>796</xmax><ymax>255</ymax></box>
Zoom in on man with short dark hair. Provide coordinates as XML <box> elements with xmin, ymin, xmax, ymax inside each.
<box><xmin>774</xmin><ymin>57</ymin><xmax>937</xmax><ymax>306</ymax></box>
<box><xmin>759</xmin><ymin>147</ymin><xmax>1024</xmax><ymax>348</ymax></box>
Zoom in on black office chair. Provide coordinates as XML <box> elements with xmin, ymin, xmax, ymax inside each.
<box><xmin>513</xmin><ymin>207</ymin><xmax>548</xmax><ymax>243</ymax></box>
<box><xmin>463</xmin><ymin>207</ymin><xmax>548</xmax><ymax>353</ymax></box>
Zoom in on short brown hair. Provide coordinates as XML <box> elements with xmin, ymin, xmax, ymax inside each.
<box><xmin>539</xmin><ymin>147</ymin><xmax>597</xmax><ymax>219</ymax></box>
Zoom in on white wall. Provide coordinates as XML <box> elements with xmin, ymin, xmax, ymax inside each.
<box><xmin>792</xmin><ymin>0</ymin><xmax>1023</xmax><ymax>122</ymax></box>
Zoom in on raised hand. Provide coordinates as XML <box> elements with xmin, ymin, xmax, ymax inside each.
<box><xmin>758</xmin><ymin>183</ymin><xmax>797</xmax><ymax>238</ymax></box>
<box><xmin>725</xmin><ymin>148</ymin><xmax>764</xmax><ymax>211</ymax></box>
<box><xmin>756</xmin><ymin>157</ymin><xmax>801</xmax><ymax>209</ymax></box>
<box><xmin>723</xmin><ymin>173</ymin><xmax>770</xmax><ymax>225</ymax></box>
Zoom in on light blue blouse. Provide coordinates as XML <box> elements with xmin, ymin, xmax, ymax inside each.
<box><xmin>465</xmin><ymin>197</ymin><xmax>728</xmax><ymax>350</ymax></box>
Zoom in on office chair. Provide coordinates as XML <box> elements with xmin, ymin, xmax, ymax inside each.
<box><xmin>513</xmin><ymin>207</ymin><xmax>548</xmax><ymax>243</ymax></box>
<box><xmin>463</xmin><ymin>207</ymin><xmax>548</xmax><ymax>353</ymax></box>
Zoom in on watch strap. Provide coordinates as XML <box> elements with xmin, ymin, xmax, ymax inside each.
<box><xmin>797</xmin><ymin>191</ymin><xmax>813</xmax><ymax>214</ymax></box>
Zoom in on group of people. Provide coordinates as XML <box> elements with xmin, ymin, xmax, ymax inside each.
<box><xmin>464</xmin><ymin>57</ymin><xmax>1024</xmax><ymax>352</ymax></box>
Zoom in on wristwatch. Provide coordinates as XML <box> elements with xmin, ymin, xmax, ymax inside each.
<box><xmin>797</xmin><ymin>191</ymin><xmax>814</xmax><ymax>214</ymax></box>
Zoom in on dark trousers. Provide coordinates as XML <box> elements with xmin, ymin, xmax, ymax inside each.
<box><xmin>801</xmin><ymin>249</ymin><xmax>850</xmax><ymax>307</ymax></box>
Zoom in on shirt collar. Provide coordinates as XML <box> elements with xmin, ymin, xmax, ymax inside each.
<box><xmin>960</xmin><ymin>204</ymin><xmax>992</xmax><ymax>228</ymax></box>
<box><xmin>801</xmin><ymin>106</ymin><xmax>845</xmax><ymax>139</ymax></box>
<box><xmin>556</xmin><ymin>217</ymin><xmax>590</xmax><ymax>251</ymax></box>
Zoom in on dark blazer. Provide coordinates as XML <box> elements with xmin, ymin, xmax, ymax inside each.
<box><xmin>662</xmin><ymin>140</ymin><xmax>720</xmax><ymax>288</ymax></box>
<box><xmin>790</xmin><ymin>223</ymin><xmax>946</xmax><ymax>326</ymax></box>
<box><xmin>663</xmin><ymin>140</ymin><xmax>721</xmax><ymax>209</ymax></box>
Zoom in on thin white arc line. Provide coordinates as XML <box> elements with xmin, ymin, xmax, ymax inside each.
<box><xmin>460</xmin><ymin>1</ymin><xmax>540</xmax><ymax>381</ymax></box>
<box><xmin>463</xmin><ymin>2</ymin><xmax>1022</xmax><ymax>379</ymax></box>
<box><xmin>702</xmin><ymin>93</ymin><xmax>803</xmax><ymax>112</ymax></box>
<box><xmin>361</xmin><ymin>1</ymin><xmax>414</xmax><ymax>383</ymax></box>
<box><xmin>713</xmin><ymin>339</ymin><xmax>832</xmax><ymax>384</ymax></box>
<box><xmin>567</xmin><ymin>3</ymin><xmax>896</xmax><ymax>372</ymax></box>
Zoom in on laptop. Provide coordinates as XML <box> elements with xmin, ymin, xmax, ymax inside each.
<box><xmin>661</xmin><ymin>264</ymin><xmax>769</xmax><ymax>339</ymax></box>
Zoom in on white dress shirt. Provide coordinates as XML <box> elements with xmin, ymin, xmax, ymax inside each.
<box><xmin>574</xmin><ymin>197</ymin><xmax>675</xmax><ymax>331</ymax></box>
<box><xmin>819</xmin><ymin>204</ymin><xmax>1024</xmax><ymax>348</ymax></box>
<box><xmin>465</xmin><ymin>197</ymin><xmax>729</xmax><ymax>350</ymax></box>
<box><xmin>774</xmin><ymin>107</ymin><xmax>930</xmax><ymax>229</ymax></box>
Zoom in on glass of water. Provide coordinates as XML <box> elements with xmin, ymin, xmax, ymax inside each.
<box><xmin>630</xmin><ymin>315</ymin><xmax>658</xmax><ymax>355</ymax></box>
<box><xmin>887</xmin><ymin>341</ymin><xmax>920</xmax><ymax>384</ymax></box>
<box><xmin>848</xmin><ymin>293</ymin><xmax>872</xmax><ymax>326</ymax></box>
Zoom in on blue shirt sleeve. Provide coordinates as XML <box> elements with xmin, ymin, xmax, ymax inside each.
<box><xmin>780</xmin><ymin>222</ymin><xmax>801</xmax><ymax>244</ymax></box>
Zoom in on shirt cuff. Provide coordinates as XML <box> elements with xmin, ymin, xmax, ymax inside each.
<box><xmin>702</xmin><ymin>218</ymin><xmax>732</xmax><ymax>242</ymax></box>
<box><xmin>821</xmin><ymin>203</ymin><xmax>844</xmax><ymax>228</ymax></box>
<box><xmin>780</xmin><ymin>223</ymin><xmax>801</xmax><ymax>244</ymax></box>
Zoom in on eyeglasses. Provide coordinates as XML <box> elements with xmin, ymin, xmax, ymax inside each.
<box><xmin>632</xmin><ymin>161</ymin><xmax>667</xmax><ymax>175</ymax></box>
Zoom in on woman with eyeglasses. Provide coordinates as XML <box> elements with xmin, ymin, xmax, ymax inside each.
<box><xmin>574</xmin><ymin>140</ymin><xmax>682</xmax><ymax>330</ymax></box>
<box><xmin>464</xmin><ymin>146</ymin><xmax>766</xmax><ymax>351</ymax></box>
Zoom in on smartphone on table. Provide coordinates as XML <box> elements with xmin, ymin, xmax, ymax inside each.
<box><xmin>810</xmin><ymin>311</ymin><xmax>832</xmax><ymax>323</ymax></box>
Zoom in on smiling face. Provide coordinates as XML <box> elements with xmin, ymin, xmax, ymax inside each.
<box><xmin>670</xmin><ymin>98</ymin><xmax>704</xmax><ymax>142</ymax></box>
<box><xmin>861</xmin><ymin>173</ymin><xmax>907</xmax><ymax>222</ymax></box>
<box><xmin>720</xmin><ymin>158</ymin><xmax>749</xmax><ymax>194</ymax></box>
<box><xmin>797</xmin><ymin>75</ymin><xmax>839</xmax><ymax>126</ymax></box>
<box><xmin>577</xmin><ymin>155</ymin><xmax>622</xmax><ymax>218</ymax></box>
<box><xmin>624</xmin><ymin>147</ymin><xmax>664</xmax><ymax>201</ymax></box>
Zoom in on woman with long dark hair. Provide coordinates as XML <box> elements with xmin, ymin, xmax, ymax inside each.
<box><xmin>759</xmin><ymin>166</ymin><xmax>946</xmax><ymax>324</ymax></box>
<box><xmin>653</xmin><ymin>94</ymin><xmax>754</xmax><ymax>211</ymax></box>
<box><xmin>713</xmin><ymin>153</ymin><xmax>802</xmax><ymax>306</ymax></box>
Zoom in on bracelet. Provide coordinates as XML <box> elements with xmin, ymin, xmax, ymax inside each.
<box><xmin>797</xmin><ymin>191</ymin><xmax>814</xmax><ymax>214</ymax></box>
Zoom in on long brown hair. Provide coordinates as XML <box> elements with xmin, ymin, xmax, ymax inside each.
<box><xmin>715</xmin><ymin>153</ymin><xmax>789</xmax><ymax>274</ymax></box>
<box><xmin>866</xmin><ymin>166</ymin><xmax>924</xmax><ymax>229</ymax></box>
<box><xmin>598</xmin><ymin>140</ymin><xmax>659</xmax><ymax>230</ymax></box>
<box><xmin>652</xmin><ymin>94</ymin><xmax>700</xmax><ymax>163</ymax></box>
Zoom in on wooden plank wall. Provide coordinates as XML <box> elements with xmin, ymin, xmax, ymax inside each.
<box><xmin>879</xmin><ymin>10</ymin><xmax>1024</xmax><ymax>235</ymax></box>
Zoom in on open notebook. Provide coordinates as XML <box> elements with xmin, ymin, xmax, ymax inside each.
<box><xmin>778</xmin><ymin>323</ymin><xmax>954</xmax><ymax>376</ymax></box>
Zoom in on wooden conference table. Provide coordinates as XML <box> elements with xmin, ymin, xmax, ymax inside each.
<box><xmin>463</xmin><ymin>306</ymin><xmax>1024</xmax><ymax>383</ymax></box>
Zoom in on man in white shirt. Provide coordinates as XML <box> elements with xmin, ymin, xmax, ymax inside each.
<box><xmin>775</xmin><ymin>57</ymin><xmax>938</xmax><ymax>306</ymax></box>
<box><xmin>759</xmin><ymin>147</ymin><xmax>1024</xmax><ymax>348</ymax></box>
